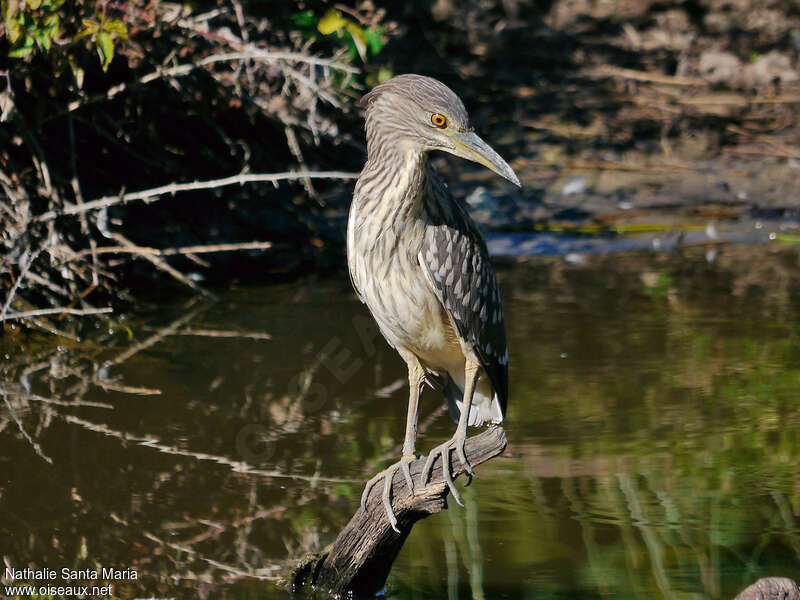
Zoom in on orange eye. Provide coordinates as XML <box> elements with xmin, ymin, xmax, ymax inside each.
<box><xmin>431</xmin><ymin>113</ymin><xmax>447</xmax><ymax>128</ymax></box>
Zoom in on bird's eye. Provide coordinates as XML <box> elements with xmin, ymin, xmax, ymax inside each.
<box><xmin>431</xmin><ymin>114</ymin><xmax>448</xmax><ymax>128</ymax></box>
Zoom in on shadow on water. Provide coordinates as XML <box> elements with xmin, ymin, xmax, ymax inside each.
<box><xmin>2</xmin><ymin>243</ymin><xmax>800</xmax><ymax>599</ymax></box>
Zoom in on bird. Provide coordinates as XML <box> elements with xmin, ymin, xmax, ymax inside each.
<box><xmin>347</xmin><ymin>74</ymin><xmax>519</xmax><ymax>532</ymax></box>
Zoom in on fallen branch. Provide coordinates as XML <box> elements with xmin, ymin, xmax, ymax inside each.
<box><xmin>292</xmin><ymin>426</ymin><xmax>507</xmax><ymax>597</ymax></box>
<box><xmin>35</xmin><ymin>170</ymin><xmax>359</xmax><ymax>222</ymax></box>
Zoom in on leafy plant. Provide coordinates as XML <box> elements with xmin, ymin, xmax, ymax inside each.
<box><xmin>292</xmin><ymin>8</ymin><xmax>386</xmax><ymax>63</ymax></box>
<box><xmin>2</xmin><ymin>0</ymin><xmax>129</xmax><ymax>79</ymax></box>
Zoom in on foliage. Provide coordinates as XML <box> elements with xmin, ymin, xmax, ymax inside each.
<box><xmin>0</xmin><ymin>2</ymin><xmax>391</xmax><ymax>336</ymax></box>
<box><xmin>2</xmin><ymin>0</ymin><xmax>129</xmax><ymax>79</ymax></box>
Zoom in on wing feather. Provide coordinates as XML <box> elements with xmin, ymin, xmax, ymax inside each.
<box><xmin>418</xmin><ymin>194</ymin><xmax>509</xmax><ymax>416</ymax></box>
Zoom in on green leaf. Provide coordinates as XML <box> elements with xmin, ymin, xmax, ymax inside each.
<box><xmin>74</xmin><ymin>19</ymin><xmax>98</xmax><ymax>41</ymax></box>
<box><xmin>5</xmin><ymin>14</ymin><xmax>22</xmax><ymax>43</ymax></box>
<box><xmin>43</xmin><ymin>12</ymin><xmax>58</xmax><ymax>29</ymax></box>
<box><xmin>27</xmin><ymin>0</ymin><xmax>41</xmax><ymax>9</ymax></box>
<box><xmin>346</xmin><ymin>23</ymin><xmax>367</xmax><ymax>62</ymax></box>
<box><xmin>290</xmin><ymin>9</ymin><xmax>316</xmax><ymax>28</ymax></box>
<box><xmin>364</xmin><ymin>27</ymin><xmax>384</xmax><ymax>56</ymax></box>
<box><xmin>9</xmin><ymin>40</ymin><xmax>33</xmax><ymax>58</ymax></box>
<box><xmin>103</xmin><ymin>18</ymin><xmax>128</xmax><ymax>40</ymax></box>
<box><xmin>318</xmin><ymin>9</ymin><xmax>347</xmax><ymax>35</ymax></box>
<box><xmin>35</xmin><ymin>29</ymin><xmax>51</xmax><ymax>51</ymax></box>
<box><xmin>97</xmin><ymin>31</ymin><xmax>114</xmax><ymax>70</ymax></box>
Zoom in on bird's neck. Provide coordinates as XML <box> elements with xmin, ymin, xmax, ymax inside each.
<box><xmin>357</xmin><ymin>144</ymin><xmax>429</xmax><ymax>218</ymax></box>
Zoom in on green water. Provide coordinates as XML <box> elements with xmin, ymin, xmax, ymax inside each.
<box><xmin>2</xmin><ymin>245</ymin><xmax>800</xmax><ymax>599</ymax></box>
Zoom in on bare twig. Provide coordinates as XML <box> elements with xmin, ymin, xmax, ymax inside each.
<box><xmin>60</xmin><ymin>49</ymin><xmax>358</xmax><ymax>116</ymax></box>
<box><xmin>109</xmin><ymin>231</ymin><xmax>216</xmax><ymax>299</ymax></box>
<box><xmin>173</xmin><ymin>328</ymin><xmax>272</xmax><ymax>340</ymax></box>
<box><xmin>0</xmin><ymin>248</ymin><xmax>42</xmax><ymax>321</ymax></box>
<box><xmin>1</xmin><ymin>306</ymin><xmax>113</xmax><ymax>322</ymax></box>
<box><xmin>66</xmin><ymin>241</ymin><xmax>274</xmax><ymax>261</ymax></box>
<box><xmin>35</xmin><ymin>170</ymin><xmax>358</xmax><ymax>222</ymax></box>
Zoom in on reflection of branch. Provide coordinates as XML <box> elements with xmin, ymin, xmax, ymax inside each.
<box><xmin>2</xmin><ymin>390</ymin><xmax>53</xmax><ymax>464</ymax></box>
<box><xmin>105</xmin><ymin>302</ymin><xmax>205</xmax><ymax>367</ymax></box>
<box><xmin>61</xmin><ymin>413</ymin><xmax>355</xmax><ymax>484</ymax></box>
<box><xmin>35</xmin><ymin>170</ymin><xmax>359</xmax><ymax>222</ymax></box>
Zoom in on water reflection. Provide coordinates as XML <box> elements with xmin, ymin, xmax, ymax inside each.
<box><xmin>2</xmin><ymin>244</ymin><xmax>800</xmax><ymax>599</ymax></box>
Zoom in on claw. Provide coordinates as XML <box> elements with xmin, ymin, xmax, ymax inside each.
<box><xmin>454</xmin><ymin>435</ymin><xmax>475</xmax><ymax>486</ymax></box>
<box><xmin>418</xmin><ymin>438</ymin><xmax>470</xmax><ymax>506</ymax></box>
<box><xmin>362</xmin><ymin>455</ymin><xmax>417</xmax><ymax>533</ymax></box>
<box><xmin>383</xmin><ymin>472</ymin><xmax>399</xmax><ymax>532</ymax></box>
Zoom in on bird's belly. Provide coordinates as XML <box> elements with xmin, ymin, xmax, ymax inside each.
<box><xmin>360</xmin><ymin>255</ymin><xmax>463</xmax><ymax>372</ymax></box>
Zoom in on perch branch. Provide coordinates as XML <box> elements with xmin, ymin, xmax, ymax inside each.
<box><xmin>292</xmin><ymin>426</ymin><xmax>507</xmax><ymax>598</ymax></box>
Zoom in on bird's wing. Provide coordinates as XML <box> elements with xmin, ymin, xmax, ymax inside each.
<box><xmin>418</xmin><ymin>201</ymin><xmax>508</xmax><ymax>415</ymax></box>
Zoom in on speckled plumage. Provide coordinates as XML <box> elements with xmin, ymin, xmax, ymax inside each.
<box><xmin>349</xmin><ymin>74</ymin><xmax>518</xmax><ymax>528</ymax></box>
<box><xmin>348</xmin><ymin>74</ymin><xmax>508</xmax><ymax>426</ymax></box>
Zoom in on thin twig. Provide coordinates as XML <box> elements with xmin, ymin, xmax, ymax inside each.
<box><xmin>173</xmin><ymin>328</ymin><xmax>272</xmax><ymax>340</ymax></box>
<box><xmin>0</xmin><ymin>306</ymin><xmax>112</xmax><ymax>322</ymax></box>
<box><xmin>109</xmin><ymin>231</ymin><xmax>216</xmax><ymax>299</ymax></box>
<box><xmin>35</xmin><ymin>170</ymin><xmax>358</xmax><ymax>222</ymax></box>
<box><xmin>62</xmin><ymin>49</ymin><xmax>358</xmax><ymax>115</ymax></box>
<box><xmin>66</xmin><ymin>241</ymin><xmax>273</xmax><ymax>261</ymax></box>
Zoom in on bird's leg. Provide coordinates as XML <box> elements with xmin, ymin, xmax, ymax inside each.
<box><xmin>420</xmin><ymin>360</ymin><xmax>481</xmax><ymax>506</ymax></box>
<box><xmin>360</xmin><ymin>359</ymin><xmax>424</xmax><ymax>533</ymax></box>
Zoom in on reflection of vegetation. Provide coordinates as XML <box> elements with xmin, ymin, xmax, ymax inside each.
<box><xmin>3</xmin><ymin>246</ymin><xmax>800</xmax><ymax>598</ymax></box>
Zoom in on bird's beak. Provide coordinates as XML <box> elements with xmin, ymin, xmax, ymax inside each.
<box><xmin>449</xmin><ymin>131</ymin><xmax>521</xmax><ymax>187</ymax></box>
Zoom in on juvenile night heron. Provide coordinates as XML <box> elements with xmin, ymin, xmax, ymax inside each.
<box><xmin>348</xmin><ymin>74</ymin><xmax>519</xmax><ymax>531</ymax></box>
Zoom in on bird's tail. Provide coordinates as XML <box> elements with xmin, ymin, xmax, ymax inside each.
<box><xmin>444</xmin><ymin>374</ymin><xmax>504</xmax><ymax>427</ymax></box>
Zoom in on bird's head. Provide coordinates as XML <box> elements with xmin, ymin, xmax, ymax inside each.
<box><xmin>359</xmin><ymin>74</ymin><xmax>520</xmax><ymax>187</ymax></box>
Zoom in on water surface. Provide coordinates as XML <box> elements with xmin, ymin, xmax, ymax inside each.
<box><xmin>2</xmin><ymin>244</ymin><xmax>800</xmax><ymax>599</ymax></box>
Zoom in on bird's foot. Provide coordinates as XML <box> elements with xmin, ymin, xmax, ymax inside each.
<box><xmin>360</xmin><ymin>454</ymin><xmax>416</xmax><ymax>533</ymax></box>
<box><xmin>419</xmin><ymin>433</ymin><xmax>475</xmax><ymax>507</ymax></box>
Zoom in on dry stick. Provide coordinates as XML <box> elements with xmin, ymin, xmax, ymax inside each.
<box><xmin>172</xmin><ymin>328</ymin><xmax>271</xmax><ymax>340</ymax></box>
<box><xmin>1</xmin><ymin>306</ymin><xmax>113</xmax><ymax>322</ymax></box>
<box><xmin>63</xmin><ymin>50</ymin><xmax>358</xmax><ymax>115</ymax></box>
<box><xmin>293</xmin><ymin>427</ymin><xmax>507</xmax><ymax>597</ymax></box>
<box><xmin>67</xmin><ymin>241</ymin><xmax>273</xmax><ymax>261</ymax></box>
<box><xmin>35</xmin><ymin>170</ymin><xmax>359</xmax><ymax>222</ymax></box>
<box><xmin>109</xmin><ymin>231</ymin><xmax>216</xmax><ymax>299</ymax></box>
<box><xmin>0</xmin><ymin>248</ymin><xmax>43</xmax><ymax>321</ymax></box>
<box><xmin>92</xmin><ymin>380</ymin><xmax>162</xmax><ymax>395</ymax></box>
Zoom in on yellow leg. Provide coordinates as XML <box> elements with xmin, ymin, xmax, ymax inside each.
<box><xmin>361</xmin><ymin>357</ymin><xmax>425</xmax><ymax>533</ymax></box>
<box><xmin>420</xmin><ymin>360</ymin><xmax>480</xmax><ymax>506</ymax></box>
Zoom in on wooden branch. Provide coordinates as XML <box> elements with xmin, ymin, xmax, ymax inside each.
<box><xmin>292</xmin><ymin>426</ymin><xmax>507</xmax><ymax>597</ymax></box>
<box><xmin>34</xmin><ymin>170</ymin><xmax>359</xmax><ymax>222</ymax></box>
